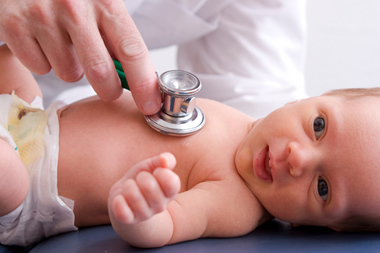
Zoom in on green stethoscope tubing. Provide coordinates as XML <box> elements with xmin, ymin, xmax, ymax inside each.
<box><xmin>113</xmin><ymin>59</ymin><xmax>130</xmax><ymax>90</ymax></box>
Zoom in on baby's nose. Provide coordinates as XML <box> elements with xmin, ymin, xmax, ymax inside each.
<box><xmin>287</xmin><ymin>141</ymin><xmax>313</xmax><ymax>177</ymax></box>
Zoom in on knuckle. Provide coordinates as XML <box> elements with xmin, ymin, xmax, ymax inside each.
<box><xmin>137</xmin><ymin>175</ymin><xmax>156</xmax><ymax>194</ymax></box>
<box><xmin>97</xmin><ymin>0</ymin><xmax>125</xmax><ymax>18</ymax></box>
<box><xmin>140</xmin><ymin>182</ymin><xmax>155</xmax><ymax>195</ymax></box>
<box><xmin>98</xmin><ymin>0</ymin><xmax>114</xmax><ymax>9</ymax></box>
<box><xmin>129</xmin><ymin>75</ymin><xmax>157</xmax><ymax>95</ymax></box>
<box><xmin>162</xmin><ymin>177</ymin><xmax>180</xmax><ymax>197</ymax></box>
<box><xmin>28</xmin><ymin>2</ymin><xmax>51</xmax><ymax>26</ymax></box>
<box><xmin>118</xmin><ymin>36</ymin><xmax>148</xmax><ymax>63</ymax></box>
<box><xmin>55</xmin><ymin>0</ymin><xmax>84</xmax><ymax>26</ymax></box>
<box><xmin>122</xmin><ymin>180</ymin><xmax>140</xmax><ymax>202</ymax></box>
<box><xmin>124</xmin><ymin>190</ymin><xmax>140</xmax><ymax>204</ymax></box>
<box><xmin>85</xmin><ymin>59</ymin><xmax>111</xmax><ymax>81</ymax></box>
<box><xmin>1</xmin><ymin>13</ymin><xmax>14</xmax><ymax>29</ymax></box>
<box><xmin>1</xmin><ymin>14</ymin><xmax>23</xmax><ymax>38</ymax></box>
<box><xmin>55</xmin><ymin>0</ymin><xmax>74</xmax><ymax>8</ymax></box>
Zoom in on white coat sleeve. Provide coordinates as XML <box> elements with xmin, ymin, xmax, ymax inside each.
<box><xmin>176</xmin><ymin>0</ymin><xmax>308</xmax><ymax>118</ymax></box>
<box><xmin>130</xmin><ymin>0</ymin><xmax>233</xmax><ymax>49</ymax></box>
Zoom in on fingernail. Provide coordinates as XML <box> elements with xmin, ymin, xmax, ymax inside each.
<box><xmin>143</xmin><ymin>101</ymin><xmax>159</xmax><ymax>115</ymax></box>
<box><xmin>161</xmin><ymin>153</ymin><xmax>175</xmax><ymax>168</ymax></box>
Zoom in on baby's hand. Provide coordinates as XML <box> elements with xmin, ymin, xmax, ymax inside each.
<box><xmin>109</xmin><ymin>153</ymin><xmax>180</xmax><ymax>224</ymax></box>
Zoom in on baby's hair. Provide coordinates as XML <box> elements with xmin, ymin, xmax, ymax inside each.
<box><xmin>323</xmin><ymin>87</ymin><xmax>380</xmax><ymax>99</ymax></box>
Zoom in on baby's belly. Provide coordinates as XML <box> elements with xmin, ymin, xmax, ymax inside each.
<box><xmin>55</xmin><ymin>94</ymin><xmax>191</xmax><ymax>226</ymax></box>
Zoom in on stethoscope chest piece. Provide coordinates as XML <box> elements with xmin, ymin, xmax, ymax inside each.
<box><xmin>145</xmin><ymin>70</ymin><xmax>206</xmax><ymax>136</ymax></box>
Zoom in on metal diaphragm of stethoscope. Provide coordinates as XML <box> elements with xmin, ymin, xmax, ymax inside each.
<box><xmin>113</xmin><ymin>60</ymin><xmax>206</xmax><ymax>136</ymax></box>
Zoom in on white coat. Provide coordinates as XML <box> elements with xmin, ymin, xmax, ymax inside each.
<box><xmin>38</xmin><ymin>0</ymin><xmax>308</xmax><ymax>118</ymax></box>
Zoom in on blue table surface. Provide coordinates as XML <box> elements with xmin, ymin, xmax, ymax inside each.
<box><xmin>1</xmin><ymin>219</ymin><xmax>380</xmax><ymax>253</ymax></box>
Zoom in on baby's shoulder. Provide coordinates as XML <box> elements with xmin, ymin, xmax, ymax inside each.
<box><xmin>193</xmin><ymin>99</ymin><xmax>252</xmax><ymax>146</ymax></box>
<box><xmin>197</xmin><ymin>98</ymin><xmax>253</xmax><ymax>127</ymax></box>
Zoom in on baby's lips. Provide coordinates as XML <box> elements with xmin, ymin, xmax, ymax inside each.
<box><xmin>254</xmin><ymin>146</ymin><xmax>273</xmax><ymax>182</ymax></box>
<box><xmin>265</xmin><ymin>150</ymin><xmax>273</xmax><ymax>181</ymax></box>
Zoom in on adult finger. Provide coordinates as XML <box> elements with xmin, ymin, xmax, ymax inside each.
<box><xmin>32</xmin><ymin>3</ymin><xmax>84</xmax><ymax>82</ymax></box>
<box><xmin>62</xmin><ymin>0</ymin><xmax>122</xmax><ymax>101</ymax></box>
<box><xmin>100</xmin><ymin>1</ymin><xmax>161</xmax><ymax>114</ymax></box>
<box><xmin>0</xmin><ymin>7</ymin><xmax>52</xmax><ymax>75</ymax></box>
<box><xmin>5</xmin><ymin>37</ymin><xmax>52</xmax><ymax>76</ymax></box>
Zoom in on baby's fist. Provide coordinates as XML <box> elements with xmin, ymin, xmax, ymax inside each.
<box><xmin>109</xmin><ymin>153</ymin><xmax>180</xmax><ymax>224</ymax></box>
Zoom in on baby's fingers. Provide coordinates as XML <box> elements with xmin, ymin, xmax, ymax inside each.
<box><xmin>126</xmin><ymin>153</ymin><xmax>176</xmax><ymax>180</ymax></box>
<box><xmin>136</xmin><ymin>171</ymin><xmax>171</xmax><ymax>213</ymax></box>
<box><xmin>112</xmin><ymin>178</ymin><xmax>150</xmax><ymax>223</ymax></box>
<box><xmin>153</xmin><ymin>168</ymin><xmax>181</xmax><ymax>199</ymax></box>
<box><xmin>156</xmin><ymin>153</ymin><xmax>176</xmax><ymax>170</ymax></box>
<box><xmin>111</xmin><ymin>194</ymin><xmax>134</xmax><ymax>224</ymax></box>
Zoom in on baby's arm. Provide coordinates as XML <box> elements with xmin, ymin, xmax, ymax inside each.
<box><xmin>0</xmin><ymin>138</ymin><xmax>29</xmax><ymax>217</ymax></box>
<box><xmin>0</xmin><ymin>45</ymin><xmax>42</xmax><ymax>103</ymax></box>
<box><xmin>109</xmin><ymin>153</ymin><xmax>269</xmax><ymax>248</ymax></box>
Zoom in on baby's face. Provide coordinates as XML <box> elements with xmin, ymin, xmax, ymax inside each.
<box><xmin>235</xmin><ymin>94</ymin><xmax>380</xmax><ymax>229</ymax></box>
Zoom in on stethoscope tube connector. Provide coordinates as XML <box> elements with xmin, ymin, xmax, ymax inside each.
<box><xmin>114</xmin><ymin>60</ymin><xmax>206</xmax><ymax>136</ymax></box>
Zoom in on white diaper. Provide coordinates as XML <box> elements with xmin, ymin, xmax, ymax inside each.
<box><xmin>0</xmin><ymin>94</ymin><xmax>77</xmax><ymax>246</ymax></box>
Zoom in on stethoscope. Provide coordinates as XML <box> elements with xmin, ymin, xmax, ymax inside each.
<box><xmin>114</xmin><ymin>60</ymin><xmax>205</xmax><ymax>136</ymax></box>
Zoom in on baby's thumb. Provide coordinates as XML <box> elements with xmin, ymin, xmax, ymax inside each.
<box><xmin>125</xmin><ymin>153</ymin><xmax>176</xmax><ymax>179</ymax></box>
<box><xmin>154</xmin><ymin>152</ymin><xmax>176</xmax><ymax>171</ymax></box>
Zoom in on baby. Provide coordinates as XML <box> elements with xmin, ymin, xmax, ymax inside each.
<box><xmin>1</xmin><ymin>45</ymin><xmax>380</xmax><ymax>248</ymax></box>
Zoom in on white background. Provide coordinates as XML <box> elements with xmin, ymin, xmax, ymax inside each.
<box><xmin>149</xmin><ymin>0</ymin><xmax>380</xmax><ymax>97</ymax></box>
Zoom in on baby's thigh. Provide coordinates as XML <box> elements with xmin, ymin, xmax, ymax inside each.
<box><xmin>0</xmin><ymin>138</ymin><xmax>29</xmax><ymax>217</ymax></box>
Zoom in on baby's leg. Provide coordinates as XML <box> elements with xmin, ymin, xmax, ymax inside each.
<box><xmin>108</xmin><ymin>153</ymin><xmax>180</xmax><ymax>224</ymax></box>
<box><xmin>0</xmin><ymin>138</ymin><xmax>29</xmax><ymax>216</ymax></box>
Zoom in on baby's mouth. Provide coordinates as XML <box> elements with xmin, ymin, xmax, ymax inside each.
<box><xmin>254</xmin><ymin>146</ymin><xmax>273</xmax><ymax>182</ymax></box>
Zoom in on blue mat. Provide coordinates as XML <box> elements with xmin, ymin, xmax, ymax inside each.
<box><xmin>1</xmin><ymin>219</ymin><xmax>380</xmax><ymax>253</ymax></box>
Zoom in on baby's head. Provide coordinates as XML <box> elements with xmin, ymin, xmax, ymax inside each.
<box><xmin>235</xmin><ymin>87</ymin><xmax>380</xmax><ymax>231</ymax></box>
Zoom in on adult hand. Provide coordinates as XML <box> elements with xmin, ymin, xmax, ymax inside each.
<box><xmin>0</xmin><ymin>0</ymin><xmax>161</xmax><ymax>114</ymax></box>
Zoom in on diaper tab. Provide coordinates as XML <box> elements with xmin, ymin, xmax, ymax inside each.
<box><xmin>7</xmin><ymin>92</ymin><xmax>48</xmax><ymax>167</ymax></box>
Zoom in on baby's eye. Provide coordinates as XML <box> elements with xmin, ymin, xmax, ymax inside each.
<box><xmin>318</xmin><ymin>178</ymin><xmax>328</xmax><ymax>201</ymax></box>
<box><xmin>313</xmin><ymin>117</ymin><xmax>325</xmax><ymax>140</ymax></box>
